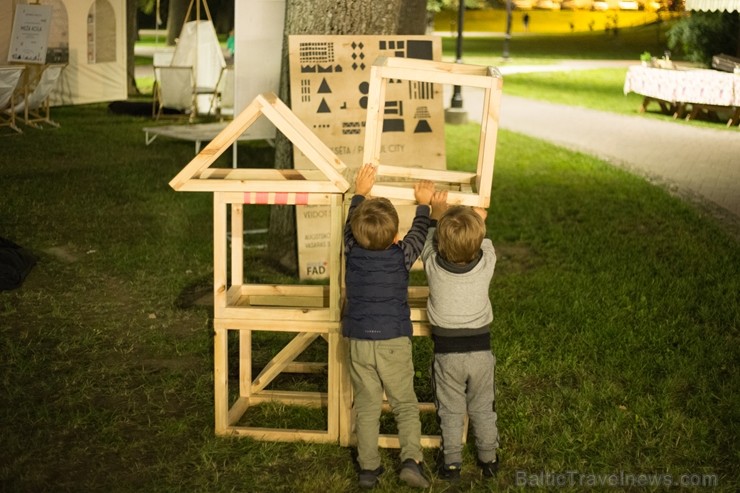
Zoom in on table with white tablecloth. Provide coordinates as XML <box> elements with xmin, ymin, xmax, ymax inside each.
<box><xmin>623</xmin><ymin>65</ymin><xmax>740</xmax><ymax>126</ymax></box>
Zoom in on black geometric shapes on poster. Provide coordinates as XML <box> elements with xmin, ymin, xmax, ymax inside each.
<box><xmin>382</xmin><ymin>100</ymin><xmax>405</xmax><ymax>132</ymax></box>
<box><xmin>409</xmin><ymin>81</ymin><xmax>435</xmax><ymax>100</ymax></box>
<box><xmin>413</xmin><ymin>120</ymin><xmax>432</xmax><ymax>133</ymax></box>
<box><xmin>342</xmin><ymin>121</ymin><xmax>364</xmax><ymax>135</ymax></box>
<box><xmin>299</xmin><ymin>42</ymin><xmax>335</xmax><ymax>64</ymax></box>
<box><xmin>318</xmin><ymin>78</ymin><xmax>331</xmax><ymax>94</ymax></box>
<box><xmin>384</xmin><ymin>100</ymin><xmax>403</xmax><ymax>117</ymax></box>
<box><xmin>414</xmin><ymin>106</ymin><xmax>432</xmax><ymax>119</ymax></box>
<box><xmin>358</xmin><ymin>81</ymin><xmax>370</xmax><ymax>109</ymax></box>
<box><xmin>377</xmin><ymin>40</ymin><xmax>433</xmax><ymax>61</ymax></box>
<box><xmin>407</xmin><ymin>40</ymin><xmax>433</xmax><ymax>60</ymax></box>
<box><xmin>301</xmin><ymin>64</ymin><xmax>342</xmax><ymax>73</ymax></box>
<box><xmin>301</xmin><ymin>79</ymin><xmax>311</xmax><ymax>103</ymax></box>
<box><xmin>317</xmin><ymin>98</ymin><xmax>331</xmax><ymax>113</ymax></box>
<box><xmin>351</xmin><ymin>40</ymin><xmax>366</xmax><ymax>71</ymax></box>
<box><xmin>382</xmin><ymin>119</ymin><xmax>404</xmax><ymax>132</ymax></box>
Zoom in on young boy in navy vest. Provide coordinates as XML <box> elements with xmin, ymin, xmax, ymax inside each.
<box><xmin>343</xmin><ymin>163</ymin><xmax>434</xmax><ymax>489</ymax></box>
<box><xmin>421</xmin><ymin>190</ymin><xmax>499</xmax><ymax>481</ymax></box>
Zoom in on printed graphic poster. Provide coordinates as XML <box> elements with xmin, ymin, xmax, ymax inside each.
<box><xmin>8</xmin><ymin>4</ymin><xmax>53</xmax><ymax>64</ymax></box>
<box><xmin>289</xmin><ymin>35</ymin><xmax>445</xmax><ymax>170</ymax></box>
<box><xmin>288</xmin><ymin>35</ymin><xmax>445</xmax><ymax>280</ymax></box>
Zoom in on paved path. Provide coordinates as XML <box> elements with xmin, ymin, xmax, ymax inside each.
<box><xmin>446</xmin><ymin>64</ymin><xmax>740</xmax><ymax>220</ymax></box>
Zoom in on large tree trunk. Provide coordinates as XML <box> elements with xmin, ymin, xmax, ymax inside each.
<box><xmin>268</xmin><ymin>0</ymin><xmax>425</xmax><ymax>273</ymax></box>
<box><xmin>126</xmin><ymin>0</ymin><xmax>139</xmax><ymax>96</ymax></box>
<box><xmin>398</xmin><ymin>0</ymin><xmax>429</xmax><ymax>35</ymax></box>
<box><xmin>166</xmin><ymin>0</ymin><xmax>189</xmax><ymax>45</ymax></box>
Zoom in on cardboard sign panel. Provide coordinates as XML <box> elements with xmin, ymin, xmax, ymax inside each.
<box><xmin>289</xmin><ymin>35</ymin><xmax>445</xmax><ymax>280</ymax></box>
<box><xmin>289</xmin><ymin>35</ymin><xmax>445</xmax><ymax>170</ymax></box>
<box><xmin>8</xmin><ymin>4</ymin><xmax>52</xmax><ymax>64</ymax></box>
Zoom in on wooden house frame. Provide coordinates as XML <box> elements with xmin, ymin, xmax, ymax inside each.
<box><xmin>171</xmin><ymin>56</ymin><xmax>503</xmax><ymax>448</ymax></box>
<box><xmin>170</xmin><ymin>92</ymin><xmax>350</xmax><ymax>442</ymax></box>
<box><xmin>363</xmin><ymin>57</ymin><xmax>503</xmax><ymax>208</ymax></box>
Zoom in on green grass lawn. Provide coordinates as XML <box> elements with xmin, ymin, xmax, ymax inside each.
<box><xmin>1</xmin><ymin>100</ymin><xmax>738</xmax><ymax>491</ymax></box>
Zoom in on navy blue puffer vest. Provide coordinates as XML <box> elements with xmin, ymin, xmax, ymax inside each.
<box><xmin>342</xmin><ymin>245</ymin><xmax>412</xmax><ymax>340</ymax></box>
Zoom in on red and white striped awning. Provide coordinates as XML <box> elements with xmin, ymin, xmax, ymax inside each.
<box><xmin>685</xmin><ymin>0</ymin><xmax>740</xmax><ymax>11</ymax></box>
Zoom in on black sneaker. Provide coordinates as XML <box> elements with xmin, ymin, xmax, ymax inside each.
<box><xmin>439</xmin><ymin>462</ymin><xmax>462</xmax><ymax>482</ymax></box>
<box><xmin>399</xmin><ymin>459</ymin><xmax>430</xmax><ymax>488</ymax></box>
<box><xmin>477</xmin><ymin>454</ymin><xmax>499</xmax><ymax>478</ymax></box>
<box><xmin>358</xmin><ymin>465</ymin><xmax>384</xmax><ymax>489</ymax></box>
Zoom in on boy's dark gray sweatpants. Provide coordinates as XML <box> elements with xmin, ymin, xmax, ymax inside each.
<box><xmin>432</xmin><ymin>350</ymin><xmax>498</xmax><ymax>465</ymax></box>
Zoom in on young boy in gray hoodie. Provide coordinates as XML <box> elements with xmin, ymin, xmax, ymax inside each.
<box><xmin>420</xmin><ymin>190</ymin><xmax>499</xmax><ymax>481</ymax></box>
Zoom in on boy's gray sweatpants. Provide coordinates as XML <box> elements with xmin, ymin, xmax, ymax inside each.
<box><xmin>432</xmin><ymin>350</ymin><xmax>498</xmax><ymax>465</ymax></box>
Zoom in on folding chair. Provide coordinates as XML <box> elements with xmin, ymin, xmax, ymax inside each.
<box><xmin>0</xmin><ymin>66</ymin><xmax>25</xmax><ymax>134</ymax></box>
<box><xmin>13</xmin><ymin>64</ymin><xmax>65</xmax><ymax>129</ymax></box>
<box><xmin>152</xmin><ymin>65</ymin><xmax>197</xmax><ymax>121</ymax></box>
<box><xmin>209</xmin><ymin>65</ymin><xmax>235</xmax><ymax>120</ymax></box>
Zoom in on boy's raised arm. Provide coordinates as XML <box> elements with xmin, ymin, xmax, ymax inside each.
<box><xmin>354</xmin><ymin>163</ymin><xmax>376</xmax><ymax>197</ymax></box>
<box><xmin>431</xmin><ymin>190</ymin><xmax>448</xmax><ymax>221</ymax></box>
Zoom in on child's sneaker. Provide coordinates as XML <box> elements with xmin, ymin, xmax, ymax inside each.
<box><xmin>399</xmin><ymin>459</ymin><xmax>430</xmax><ymax>488</ymax></box>
<box><xmin>438</xmin><ymin>462</ymin><xmax>462</xmax><ymax>482</ymax></box>
<box><xmin>358</xmin><ymin>465</ymin><xmax>384</xmax><ymax>489</ymax></box>
<box><xmin>477</xmin><ymin>454</ymin><xmax>499</xmax><ymax>478</ymax></box>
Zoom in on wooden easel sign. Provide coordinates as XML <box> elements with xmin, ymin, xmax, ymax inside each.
<box><xmin>8</xmin><ymin>3</ymin><xmax>52</xmax><ymax>64</ymax></box>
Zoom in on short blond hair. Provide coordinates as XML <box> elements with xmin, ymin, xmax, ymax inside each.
<box><xmin>350</xmin><ymin>198</ymin><xmax>399</xmax><ymax>250</ymax></box>
<box><xmin>436</xmin><ymin>206</ymin><xmax>486</xmax><ymax>264</ymax></box>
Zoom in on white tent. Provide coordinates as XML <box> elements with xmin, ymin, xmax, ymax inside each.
<box><xmin>685</xmin><ymin>0</ymin><xmax>739</xmax><ymax>10</ymax></box>
<box><xmin>172</xmin><ymin>19</ymin><xmax>225</xmax><ymax>114</ymax></box>
<box><xmin>0</xmin><ymin>0</ymin><xmax>127</xmax><ymax>106</ymax></box>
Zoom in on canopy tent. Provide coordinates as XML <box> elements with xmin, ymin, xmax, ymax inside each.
<box><xmin>171</xmin><ymin>20</ymin><xmax>225</xmax><ymax>114</ymax></box>
<box><xmin>0</xmin><ymin>0</ymin><xmax>126</xmax><ymax>106</ymax></box>
<box><xmin>685</xmin><ymin>0</ymin><xmax>740</xmax><ymax>57</ymax></box>
<box><xmin>685</xmin><ymin>0</ymin><xmax>739</xmax><ymax>10</ymax></box>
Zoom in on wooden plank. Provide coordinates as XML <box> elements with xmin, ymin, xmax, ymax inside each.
<box><xmin>224</xmin><ymin>427</ymin><xmax>335</xmax><ymax>443</ymax></box>
<box><xmin>240</xmin><ymin>284</ymin><xmax>329</xmax><ymax>296</ymax></box>
<box><xmin>371</xmin><ymin>184</ymin><xmax>484</xmax><ymax>207</ymax></box>
<box><xmin>250</xmin><ymin>332</ymin><xmax>320</xmax><ymax>393</ymax></box>
<box><xmin>282</xmin><ymin>362</ymin><xmax>327</xmax><ymax>373</ymax></box>
<box><xmin>376</xmin><ymin>57</ymin><xmax>495</xmax><ymax>88</ymax></box>
<box><xmin>214</xmin><ymin>326</ymin><xmax>229</xmax><ymax>433</ymax></box>
<box><xmin>377</xmin><ymin>434</ymin><xmax>442</xmax><ymax>449</ymax></box>
<box><xmin>213</xmin><ymin>194</ymin><xmax>228</xmax><ymax>316</ymax></box>
<box><xmin>214</xmin><ymin>318</ymin><xmax>339</xmax><ymax>333</ymax></box>
<box><xmin>239</xmin><ymin>329</ymin><xmax>252</xmax><ymax>398</ymax></box>
<box><xmin>169</xmin><ymin>97</ymin><xmax>263</xmax><ymax>190</ymax></box>
<box><xmin>176</xmin><ymin>179</ymin><xmax>344</xmax><ymax>194</ymax></box>
<box><xmin>219</xmin><ymin>306</ymin><xmax>334</xmax><ymax>321</ymax></box>
<box><xmin>376</xmin><ymin>164</ymin><xmax>476</xmax><ymax>184</ymax></box>
<box><xmin>328</xmin><ymin>195</ymin><xmax>343</xmax><ymax>322</ymax></box>
<box><xmin>227</xmin><ymin>396</ymin><xmax>251</xmax><ymax>426</ymax></box>
<box><xmin>326</xmin><ymin>332</ymin><xmax>339</xmax><ymax>439</ymax></box>
<box><xmin>361</xmin><ymin>64</ymin><xmax>387</xmax><ymax>168</ymax></box>
<box><xmin>231</xmin><ymin>204</ymin><xmax>243</xmax><ymax>286</ymax></box>
<box><xmin>337</xmin><ymin>335</ymin><xmax>353</xmax><ymax>447</ymax></box>
<box><xmin>257</xmin><ymin>93</ymin><xmax>350</xmax><ymax>192</ymax></box>
<box><xmin>217</xmin><ymin>192</ymin><xmax>336</xmax><ymax>206</ymax></box>
<box><xmin>248</xmin><ymin>390</ymin><xmax>327</xmax><ymax>407</ymax></box>
<box><xmin>245</xmin><ymin>295</ymin><xmax>327</xmax><ymax>308</ymax></box>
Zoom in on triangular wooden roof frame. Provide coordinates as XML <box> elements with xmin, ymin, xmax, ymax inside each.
<box><xmin>169</xmin><ymin>92</ymin><xmax>350</xmax><ymax>193</ymax></box>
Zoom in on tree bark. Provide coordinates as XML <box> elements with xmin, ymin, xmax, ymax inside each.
<box><xmin>397</xmin><ymin>0</ymin><xmax>430</xmax><ymax>35</ymax></box>
<box><xmin>126</xmin><ymin>0</ymin><xmax>139</xmax><ymax>96</ymax></box>
<box><xmin>268</xmin><ymin>0</ymin><xmax>425</xmax><ymax>273</ymax></box>
<box><xmin>166</xmin><ymin>0</ymin><xmax>189</xmax><ymax>45</ymax></box>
